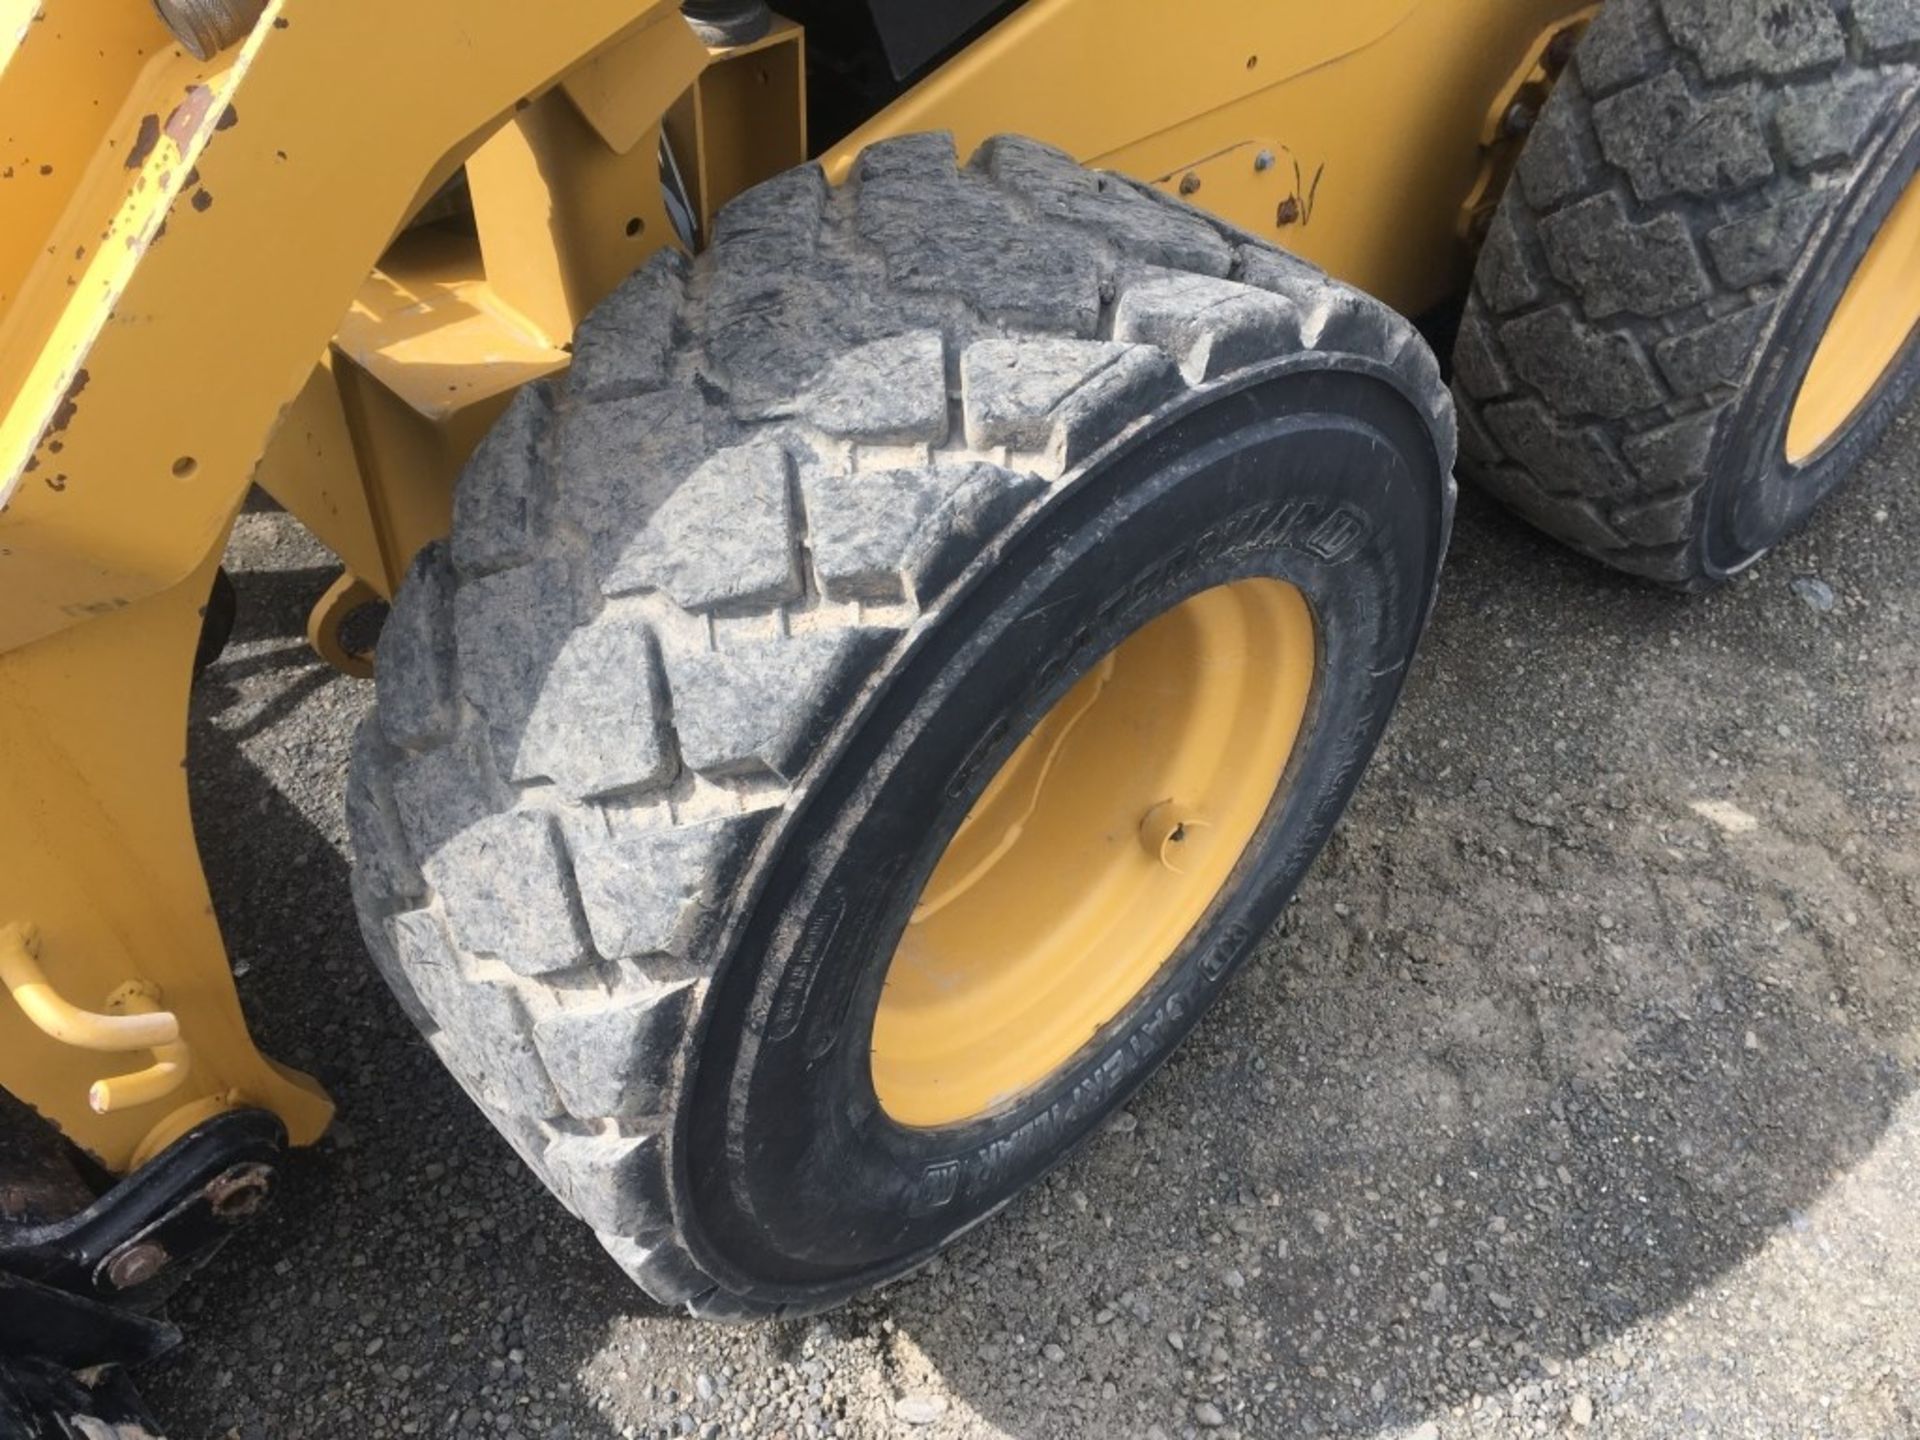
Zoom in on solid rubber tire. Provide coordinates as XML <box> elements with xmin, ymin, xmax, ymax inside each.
<box><xmin>347</xmin><ymin>131</ymin><xmax>1456</xmax><ymax>1317</ymax></box>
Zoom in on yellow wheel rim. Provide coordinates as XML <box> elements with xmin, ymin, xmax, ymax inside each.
<box><xmin>870</xmin><ymin>578</ymin><xmax>1316</xmax><ymax>1129</ymax></box>
<box><xmin>1786</xmin><ymin>163</ymin><xmax>1920</xmax><ymax>464</ymax></box>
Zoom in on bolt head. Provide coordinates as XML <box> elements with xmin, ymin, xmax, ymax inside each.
<box><xmin>1501</xmin><ymin>100</ymin><xmax>1539</xmax><ymax>138</ymax></box>
<box><xmin>105</xmin><ymin>1241</ymin><xmax>169</xmax><ymax>1290</ymax></box>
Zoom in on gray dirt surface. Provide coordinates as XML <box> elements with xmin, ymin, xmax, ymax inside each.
<box><xmin>146</xmin><ymin>404</ymin><xmax>1919</xmax><ymax>1439</ymax></box>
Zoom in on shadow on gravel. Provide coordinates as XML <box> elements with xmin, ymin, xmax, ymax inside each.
<box><xmin>144</xmin><ymin>426</ymin><xmax>1917</xmax><ymax>1440</ymax></box>
<box><xmin>834</xmin><ymin>468</ymin><xmax>1920</xmax><ymax>1437</ymax></box>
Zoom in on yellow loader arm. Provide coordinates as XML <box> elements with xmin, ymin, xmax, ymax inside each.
<box><xmin>0</xmin><ymin>0</ymin><xmax>725</xmax><ymax>1169</ymax></box>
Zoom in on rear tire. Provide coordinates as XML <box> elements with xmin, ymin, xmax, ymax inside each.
<box><xmin>1453</xmin><ymin>0</ymin><xmax>1920</xmax><ymax>587</ymax></box>
<box><xmin>347</xmin><ymin>132</ymin><xmax>1454</xmax><ymax>1316</ymax></box>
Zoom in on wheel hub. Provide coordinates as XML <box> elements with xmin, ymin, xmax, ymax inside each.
<box><xmin>869</xmin><ymin>578</ymin><xmax>1316</xmax><ymax>1129</ymax></box>
<box><xmin>1787</xmin><ymin>163</ymin><xmax>1920</xmax><ymax>464</ymax></box>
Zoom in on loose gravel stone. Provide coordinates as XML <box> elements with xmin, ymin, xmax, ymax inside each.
<box><xmin>1790</xmin><ymin>575</ymin><xmax>1835</xmax><ymax>612</ymax></box>
<box><xmin>891</xmin><ymin>1394</ymin><xmax>947</xmax><ymax>1425</ymax></box>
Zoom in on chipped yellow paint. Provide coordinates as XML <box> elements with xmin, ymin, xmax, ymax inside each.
<box><xmin>0</xmin><ymin>0</ymin><xmax>693</xmax><ymax>654</ymax></box>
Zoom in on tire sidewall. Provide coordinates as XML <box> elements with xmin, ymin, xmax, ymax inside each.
<box><xmin>1709</xmin><ymin>93</ymin><xmax>1920</xmax><ymax>575</ymax></box>
<box><xmin>678</xmin><ymin>363</ymin><xmax>1448</xmax><ymax>1304</ymax></box>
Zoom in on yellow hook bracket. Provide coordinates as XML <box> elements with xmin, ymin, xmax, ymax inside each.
<box><xmin>93</xmin><ymin>982</ymin><xmax>193</xmax><ymax>1115</ymax></box>
<box><xmin>306</xmin><ymin>571</ymin><xmax>380</xmax><ymax>679</ymax></box>
<box><xmin>0</xmin><ymin>923</ymin><xmax>193</xmax><ymax>1115</ymax></box>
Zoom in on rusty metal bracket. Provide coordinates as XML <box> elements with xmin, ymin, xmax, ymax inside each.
<box><xmin>0</xmin><ymin>1108</ymin><xmax>284</xmax><ymax>1306</ymax></box>
<box><xmin>1458</xmin><ymin>7</ymin><xmax>1596</xmax><ymax>245</ymax></box>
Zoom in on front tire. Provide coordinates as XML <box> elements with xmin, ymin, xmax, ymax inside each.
<box><xmin>347</xmin><ymin>133</ymin><xmax>1454</xmax><ymax>1316</ymax></box>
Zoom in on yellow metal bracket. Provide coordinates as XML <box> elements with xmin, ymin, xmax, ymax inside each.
<box><xmin>0</xmin><ymin>922</ymin><xmax>191</xmax><ymax>1116</ymax></box>
<box><xmin>305</xmin><ymin>571</ymin><xmax>380</xmax><ymax>679</ymax></box>
<box><xmin>0</xmin><ymin>543</ymin><xmax>332</xmax><ymax>1172</ymax></box>
<box><xmin>1457</xmin><ymin>7</ymin><xmax>1596</xmax><ymax>244</ymax></box>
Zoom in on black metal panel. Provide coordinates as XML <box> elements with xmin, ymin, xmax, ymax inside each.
<box><xmin>0</xmin><ymin>1351</ymin><xmax>169</xmax><ymax>1439</ymax></box>
<box><xmin>0</xmin><ymin>1274</ymin><xmax>179</xmax><ymax>1370</ymax></box>
<box><xmin>0</xmin><ymin>1090</ymin><xmax>96</xmax><ymax>1227</ymax></box>
<box><xmin>865</xmin><ymin>0</ymin><xmax>1023</xmax><ymax>79</ymax></box>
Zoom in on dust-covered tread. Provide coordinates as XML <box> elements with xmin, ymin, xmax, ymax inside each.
<box><xmin>1454</xmin><ymin>0</ymin><xmax>1919</xmax><ymax>586</ymax></box>
<box><xmin>347</xmin><ymin>131</ymin><xmax>1453</xmax><ymax>1318</ymax></box>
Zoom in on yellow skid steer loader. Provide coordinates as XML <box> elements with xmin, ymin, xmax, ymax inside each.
<box><xmin>2</xmin><ymin>0</ymin><xmax>1914</xmax><ymax>1427</ymax></box>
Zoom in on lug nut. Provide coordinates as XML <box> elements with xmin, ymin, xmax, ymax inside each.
<box><xmin>1500</xmin><ymin>100</ymin><xmax>1539</xmax><ymax>138</ymax></box>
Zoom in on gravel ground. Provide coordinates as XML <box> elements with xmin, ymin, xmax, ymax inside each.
<box><xmin>144</xmin><ymin>404</ymin><xmax>1919</xmax><ymax>1440</ymax></box>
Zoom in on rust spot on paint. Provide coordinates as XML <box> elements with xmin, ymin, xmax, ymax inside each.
<box><xmin>273</xmin><ymin>15</ymin><xmax>288</xmax><ymax>26</ymax></box>
<box><xmin>183</xmin><ymin>166</ymin><xmax>199</xmax><ymax>187</ymax></box>
<box><xmin>191</xmin><ymin>189</ymin><xmax>212</xmax><ymax>212</ymax></box>
<box><xmin>47</xmin><ymin>368</ymin><xmax>89</xmax><ymax>436</ymax></box>
<box><xmin>37</xmin><ymin>163</ymin><xmax>52</xmax><ymax>176</ymax></box>
<box><xmin>126</xmin><ymin>113</ymin><xmax>161</xmax><ymax>168</ymax></box>
<box><xmin>73</xmin><ymin>244</ymin><xmax>84</xmax><ymax>260</ymax></box>
<box><xmin>1274</xmin><ymin>161</ymin><xmax>1325</xmax><ymax>230</ymax></box>
<box><xmin>45</xmin><ymin>474</ymin><xmax>67</xmax><ymax>492</ymax></box>
<box><xmin>216</xmin><ymin>104</ymin><xmax>238</xmax><ymax>131</ymax></box>
<box><xmin>164</xmin><ymin>85</ymin><xmax>215</xmax><ymax>147</ymax></box>
<box><xmin>63</xmin><ymin>597</ymin><xmax>130</xmax><ymax>620</ymax></box>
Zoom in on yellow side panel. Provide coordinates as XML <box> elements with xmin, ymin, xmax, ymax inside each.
<box><xmin>827</xmin><ymin>0</ymin><xmax>1588</xmax><ymax>316</ymax></box>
